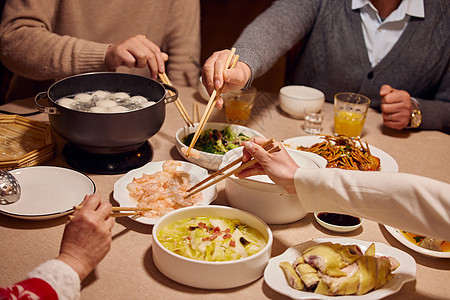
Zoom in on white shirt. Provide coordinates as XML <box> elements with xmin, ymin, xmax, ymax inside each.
<box><xmin>352</xmin><ymin>0</ymin><xmax>425</xmax><ymax>67</ymax></box>
<box><xmin>294</xmin><ymin>168</ymin><xmax>450</xmax><ymax>241</ymax></box>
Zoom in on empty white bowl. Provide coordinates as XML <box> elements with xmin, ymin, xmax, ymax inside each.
<box><xmin>152</xmin><ymin>205</ymin><xmax>273</xmax><ymax>289</ymax></box>
<box><xmin>279</xmin><ymin>85</ymin><xmax>325</xmax><ymax>119</ymax></box>
<box><xmin>175</xmin><ymin>122</ymin><xmax>265</xmax><ymax>170</ymax></box>
<box><xmin>314</xmin><ymin>212</ymin><xmax>363</xmax><ymax>233</ymax></box>
<box><xmin>221</xmin><ymin>147</ymin><xmax>326</xmax><ymax>224</ymax></box>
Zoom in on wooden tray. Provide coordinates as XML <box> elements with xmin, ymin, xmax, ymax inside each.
<box><xmin>0</xmin><ymin>115</ymin><xmax>54</xmax><ymax>170</ymax></box>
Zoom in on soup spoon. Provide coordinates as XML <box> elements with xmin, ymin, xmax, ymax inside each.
<box><xmin>0</xmin><ymin>170</ymin><xmax>21</xmax><ymax>204</ymax></box>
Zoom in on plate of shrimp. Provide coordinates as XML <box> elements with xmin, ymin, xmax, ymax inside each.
<box><xmin>113</xmin><ymin>160</ymin><xmax>218</xmax><ymax>225</ymax></box>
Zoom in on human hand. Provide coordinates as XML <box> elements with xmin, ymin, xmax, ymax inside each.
<box><xmin>236</xmin><ymin>137</ymin><xmax>299</xmax><ymax>194</ymax></box>
<box><xmin>380</xmin><ymin>84</ymin><xmax>412</xmax><ymax>130</ymax></box>
<box><xmin>57</xmin><ymin>194</ymin><xmax>115</xmax><ymax>281</ymax></box>
<box><xmin>202</xmin><ymin>49</ymin><xmax>251</xmax><ymax>108</ymax></box>
<box><xmin>104</xmin><ymin>35</ymin><xmax>169</xmax><ymax>79</ymax></box>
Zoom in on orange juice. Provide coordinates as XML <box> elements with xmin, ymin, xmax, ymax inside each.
<box><xmin>334</xmin><ymin>111</ymin><xmax>366</xmax><ymax>138</ymax></box>
<box><xmin>225</xmin><ymin>100</ymin><xmax>253</xmax><ymax>125</ymax></box>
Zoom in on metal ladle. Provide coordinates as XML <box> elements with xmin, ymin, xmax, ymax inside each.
<box><xmin>0</xmin><ymin>170</ymin><xmax>21</xmax><ymax>204</ymax></box>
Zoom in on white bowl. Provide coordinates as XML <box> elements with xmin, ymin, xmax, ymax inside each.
<box><xmin>314</xmin><ymin>212</ymin><xmax>363</xmax><ymax>233</ymax></box>
<box><xmin>198</xmin><ymin>76</ymin><xmax>210</xmax><ymax>101</ymax></box>
<box><xmin>221</xmin><ymin>147</ymin><xmax>327</xmax><ymax>224</ymax></box>
<box><xmin>175</xmin><ymin>122</ymin><xmax>265</xmax><ymax>170</ymax></box>
<box><xmin>152</xmin><ymin>205</ymin><xmax>273</xmax><ymax>289</ymax></box>
<box><xmin>279</xmin><ymin>85</ymin><xmax>325</xmax><ymax>119</ymax></box>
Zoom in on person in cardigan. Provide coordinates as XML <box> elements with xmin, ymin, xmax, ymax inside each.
<box><xmin>0</xmin><ymin>194</ymin><xmax>114</xmax><ymax>300</ymax></box>
<box><xmin>202</xmin><ymin>0</ymin><xmax>450</xmax><ymax>133</ymax></box>
<box><xmin>237</xmin><ymin>137</ymin><xmax>450</xmax><ymax>241</ymax></box>
<box><xmin>0</xmin><ymin>0</ymin><xmax>200</xmax><ymax>102</ymax></box>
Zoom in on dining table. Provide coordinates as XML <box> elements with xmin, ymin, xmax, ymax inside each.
<box><xmin>0</xmin><ymin>86</ymin><xmax>449</xmax><ymax>300</ymax></box>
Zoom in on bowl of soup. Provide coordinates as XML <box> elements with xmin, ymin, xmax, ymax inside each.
<box><xmin>152</xmin><ymin>205</ymin><xmax>273</xmax><ymax>289</ymax></box>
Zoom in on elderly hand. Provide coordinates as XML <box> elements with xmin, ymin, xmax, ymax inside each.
<box><xmin>202</xmin><ymin>49</ymin><xmax>251</xmax><ymax>108</ymax></box>
<box><xmin>57</xmin><ymin>194</ymin><xmax>115</xmax><ymax>281</ymax></box>
<box><xmin>380</xmin><ymin>84</ymin><xmax>412</xmax><ymax>130</ymax></box>
<box><xmin>104</xmin><ymin>35</ymin><xmax>169</xmax><ymax>79</ymax></box>
<box><xmin>235</xmin><ymin>137</ymin><xmax>299</xmax><ymax>194</ymax></box>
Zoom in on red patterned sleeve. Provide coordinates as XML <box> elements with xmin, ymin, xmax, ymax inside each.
<box><xmin>0</xmin><ymin>278</ymin><xmax>58</xmax><ymax>300</ymax></box>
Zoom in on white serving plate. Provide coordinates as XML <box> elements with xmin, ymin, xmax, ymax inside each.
<box><xmin>264</xmin><ymin>237</ymin><xmax>416</xmax><ymax>299</ymax></box>
<box><xmin>0</xmin><ymin>166</ymin><xmax>95</xmax><ymax>220</ymax></box>
<box><xmin>384</xmin><ymin>225</ymin><xmax>450</xmax><ymax>259</ymax></box>
<box><xmin>113</xmin><ymin>160</ymin><xmax>218</xmax><ymax>225</ymax></box>
<box><xmin>282</xmin><ymin>136</ymin><xmax>399</xmax><ymax>172</ymax></box>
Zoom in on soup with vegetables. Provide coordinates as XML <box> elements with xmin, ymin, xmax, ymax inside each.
<box><xmin>157</xmin><ymin>217</ymin><xmax>267</xmax><ymax>261</ymax></box>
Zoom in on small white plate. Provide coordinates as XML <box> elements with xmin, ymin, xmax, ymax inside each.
<box><xmin>264</xmin><ymin>237</ymin><xmax>416</xmax><ymax>300</ymax></box>
<box><xmin>384</xmin><ymin>225</ymin><xmax>450</xmax><ymax>258</ymax></box>
<box><xmin>0</xmin><ymin>166</ymin><xmax>95</xmax><ymax>220</ymax></box>
<box><xmin>314</xmin><ymin>212</ymin><xmax>363</xmax><ymax>233</ymax></box>
<box><xmin>283</xmin><ymin>136</ymin><xmax>399</xmax><ymax>172</ymax></box>
<box><xmin>113</xmin><ymin>160</ymin><xmax>218</xmax><ymax>225</ymax></box>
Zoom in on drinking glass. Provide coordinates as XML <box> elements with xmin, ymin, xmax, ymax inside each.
<box><xmin>223</xmin><ymin>87</ymin><xmax>257</xmax><ymax>125</ymax></box>
<box><xmin>334</xmin><ymin>92</ymin><xmax>370</xmax><ymax>138</ymax></box>
<box><xmin>304</xmin><ymin>109</ymin><xmax>324</xmax><ymax>134</ymax></box>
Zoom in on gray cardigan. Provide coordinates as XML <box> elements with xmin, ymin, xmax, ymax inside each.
<box><xmin>234</xmin><ymin>0</ymin><xmax>449</xmax><ymax>133</ymax></box>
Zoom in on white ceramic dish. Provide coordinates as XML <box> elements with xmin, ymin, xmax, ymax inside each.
<box><xmin>221</xmin><ymin>147</ymin><xmax>326</xmax><ymax>224</ymax></box>
<box><xmin>264</xmin><ymin>237</ymin><xmax>416</xmax><ymax>299</ymax></box>
<box><xmin>384</xmin><ymin>225</ymin><xmax>450</xmax><ymax>258</ymax></box>
<box><xmin>283</xmin><ymin>136</ymin><xmax>399</xmax><ymax>172</ymax></box>
<box><xmin>113</xmin><ymin>160</ymin><xmax>218</xmax><ymax>225</ymax></box>
<box><xmin>152</xmin><ymin>205</ymin><xmax>273</xmax><ymax>289</ymax></box>
<box><xmin>175</xmin><ymin>122</ymin><xmax>265</xmax><ymax>170</ymax></box>
<box><xmin>0</xmin><ymin>166</ymin><xmax>95</xmax><ymax>220</ymax></box>
<box><xmin>279</xmin><ymin>85</ymin><xmax>325</xmax><ymax>119</ymax></box>
<box><xmin>314</xmin><ymin>212</ymin><xmax>363</xmax><ymax>232</ymax></box>
<box><xmin>198</xmin><ymin>76</ymin><xmax>210</xmax><ymax>101</ymax></box>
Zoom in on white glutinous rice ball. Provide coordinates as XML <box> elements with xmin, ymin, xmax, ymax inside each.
<box><xmin>129</xmin><ymin>95</ymin><xmax>148</xmax><ymax>104</ymax></box>
<box><xmin>112</xmin><ymin>92</ymin><xmax>130</xmax><ymax>100</ymax></box>
<box><xmin>108</xmin><ymin>106</ymin><xmax>128</xmax><ymax>113</ymax></box>
<box><xmin>90</xmin><ymin>106</ymin><xmax>108</xmax><ymax>113</ymax></box>
<box><xmin>96</xmin><ymin>99</ymin><xmax>118</xmax><ymax>108</ymax></box>
<box><xmin>142</xmin><ymin>101</ymin><xmax>157</xmax><ymax>108</ymax></box>
<box><xmin>92</xmin><ymin>90</ymin><xmax>110</xmax><ymax>99</ymax></box>
<box><xmin>74</xmin><ymin>93</ymin><xmax>93</xmax><ymax>103</ymax></box>
<box><xmin>57</xmin><ymin>97</ymin><xmax>76</xmax><ymax>109</ymax></box>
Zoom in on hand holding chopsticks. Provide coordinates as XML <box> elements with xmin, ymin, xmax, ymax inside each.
<box><xmin>185</xmin><ymin>48</ymin><xmax>239</xmax><ymax>156</ymax></box>
<box><xmin>158</xmin><ymin>72</ymin><xmax>194</xmax><ymax>127</ymax></box>
<box><xmin>184</xmin><ymin>139</ymin><xmax>280</xmax><ymax>199</ymax></box>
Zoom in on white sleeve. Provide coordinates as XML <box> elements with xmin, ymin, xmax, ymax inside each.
<box><xmin>294</xmin><ymin>168</ymin><xmax>450</xmax><ymax>240</ymax></box>
<box><xmin>27</xmin><ymin>259</ymin><xmax>80</xmax><ymax>300</ymax></box>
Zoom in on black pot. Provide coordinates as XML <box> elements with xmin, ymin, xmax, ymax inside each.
<box><xmin>35</xmin><ymin>72</ymin><xmax>177</xmax><ymax>154</ymax></box>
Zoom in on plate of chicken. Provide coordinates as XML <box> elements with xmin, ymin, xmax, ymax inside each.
<box><xmin>264</xmin><ymin>238</ymin><xmax>416</xmax><ymax>299</ymax></box>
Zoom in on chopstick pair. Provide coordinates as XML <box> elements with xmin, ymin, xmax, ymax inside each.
<box><xmin>68</xmin><ymin>206</ymin><xmax>152</xmax><ymax>220</ymax></box>
<box><xmin>185</xmin><ymin>48</ymin><xmax>239</xmax><ymax>156</ymax></box>
<box><xmin>184</xmin><ymin>140</ymin><xmax>280</xmax><ymax>199</ymax></box>
<box><xmin>158</xmin><ymin>72</ymin><xmax>194</xmax><ymax>127</ymax></box>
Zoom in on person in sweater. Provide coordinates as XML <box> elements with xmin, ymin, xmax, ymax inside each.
<box><xmin>202</xmin><ymin>0</ymin><xmax>450</xmax><ymax>133</ymax></box>
<box><xmin>0</xmin><ymin>194</ymin><xmax>114</xmax><ymax>300</ymax></box>
<box><xmin>0</xmin><ymin>0</ymin><xmax>200</xmax><ymax>102</ymax></box>
<box><xmin>237</xmin><ymin>137</ymin><xmax>450</xmax><ymax>241</ymax></box>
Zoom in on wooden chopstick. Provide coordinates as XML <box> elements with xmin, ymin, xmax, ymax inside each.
<box><xmin>184</xmin><ymin>145</ymin><xmax>281</xmax><ymax>199</ymax></box>
<box><xmin>185</xmin><ymin>48</ymin><xmax>238</xmax><ymax>156</ymax></box>
<box><xmin>187</xmin><ymin>139</ymin><xmax>275</xmax><ymax>193</ymax></box>
<box><xmin>69</xmin><ymin>206</ymin><xmax>153</xmax><ymax>220</ymax></box>
<box><xmin>193</xmin><ymin>102</ymin><xmax>200</xmax><ymax>123</ymax></box>
<box><xmin>73</xmin><ymin>206</ymin><xmax>154</xmax><ymax>212</ymax></box>
<box><xmin>158</xmin><ymin>72</ymin><xmax>194</xmax><ymax>127</ymax></box>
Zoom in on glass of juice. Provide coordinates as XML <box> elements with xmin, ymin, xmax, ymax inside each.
<box><xmin>223</xmin><ymin>87</ymin><xmax>257</xmax><ymax>125</ymax></box>
<box><xmin>334</xmin><ymin>92</ymin><xmax>370</xmax><ymax>138</ymax></box>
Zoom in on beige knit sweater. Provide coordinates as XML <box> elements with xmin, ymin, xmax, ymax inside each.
<box><xmin>0</xmin><ymin>0</ymin><xmax>201</xmax><ymax>101</ymax></box>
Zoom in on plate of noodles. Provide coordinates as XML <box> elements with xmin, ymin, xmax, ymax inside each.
<box><xmin>282</xmin><ymin>135</ymin><xmax>398</xmax><ymax>172</ymax></box>
<box><xmin>113</xmin><ymin>160</ymin><xmax>218</xmax><ymax>225</ymax></box>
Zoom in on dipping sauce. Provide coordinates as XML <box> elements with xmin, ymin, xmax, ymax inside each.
<box><xmin>317</xmin><ymin>212</ymin><xmax>361</xmax><ymax>226</ymax></box>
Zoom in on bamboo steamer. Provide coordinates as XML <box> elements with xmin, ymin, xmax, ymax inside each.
<box><xmin>0</xmin><ymin>115</ymin><xmax>54</xmax><ymax>170</ymax></box>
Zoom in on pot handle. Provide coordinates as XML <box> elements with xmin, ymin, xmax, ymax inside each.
<box><xmin>34</xmin><ymin>92</ymin><xmax>60</xmax><ymax>115</ymax></box>
<box><xmin>162</xmin><ymin>84</ymin><xmax>178</xmax><ymax>104</ymax></box>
